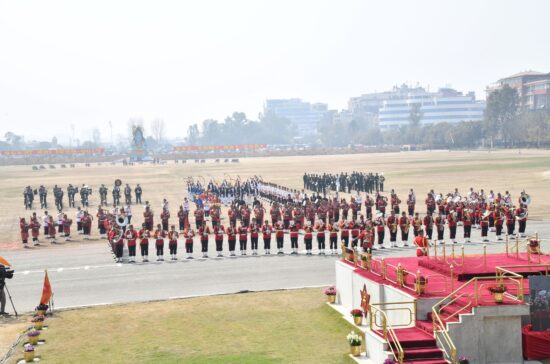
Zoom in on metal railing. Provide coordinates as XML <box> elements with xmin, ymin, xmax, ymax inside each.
<box><xmin>369</xmin><ymin>304</ymin><xmax>406</xmax><ymax>363</ymax></box>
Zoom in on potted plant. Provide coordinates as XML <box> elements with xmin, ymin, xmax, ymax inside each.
<box><xmin>346</xmin><ymin>330</ymin><xmax>362</xmax><ymax>356</ymax></box>
<box><xmin>27</xmin><ymin>330</ymin><xmax>40</xmax><ymax>345</ymax></box>
<box><xmin>458</xmin><ymin>356</ymin><xmax>470</xmax><ymax>364</ymax></box>
<box><xmin>350</xmin><ymin>309</ymin><xmax>364</xmax><ymax>325</ymax></box>
<box><xmin>324</xmin><ymin>286</ymin><xmax>337</xmax><ymax>304</ymax></box>
<box><xmin>383</xmin><ymin>359</ymin><xmax>396</xmax><ymax>364</ymax></box>
<box><xmin>32</xmin><ymin>315</ymin><xmax>45</xmax><ymax>330</ymax></box>
<box><xmin>23</xmin><ymin>344</ymin><xmax>35</xmax><ymax>362</ymax></box>
<box><xmin>415</xmin><ymin>275</ymin><xmax>427</xmax><ymax>295</ymax></box>
<box><xmin>360</xmin><ymin>255</ymin><xmax>368</xmax><ymax>269</ymax></box>
<box><xmin>489</xmin><ymin>285</ymin><xmax>507</xmax><ymax>303</ymax></box>
<box><xmin>529</xmin><ymin>239</ymin><xmax>540</xmax><ymax>254</ymax></box>
<box><xmin>35</xmin><ymin>304</ymin><xmax>48</xmax><ymax>316</ymax></box>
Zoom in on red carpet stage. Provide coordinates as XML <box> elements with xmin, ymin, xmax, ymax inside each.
<box><xmin>523</xmin><ymin>324</ymin><xmax>550</xmax><ymax>359</ymax></box>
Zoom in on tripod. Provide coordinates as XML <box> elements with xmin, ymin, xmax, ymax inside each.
<box><xmin>2</xmin><ymin>283</ymin><xmax>18</xmax><ymax>318</ymax></box>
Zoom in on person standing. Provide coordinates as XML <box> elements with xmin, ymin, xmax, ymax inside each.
<box><xmin>262</xmin><ymin>220</ymin><xmax>272</xmax><ymax>255</ymax></box>
<box><xmin>435</xmin><ymin>212</ymin><xmax>445</xmax><ymax>244</ymax></box>
<box><xmin>76</xmin><ymin>207</ymin><xmax>84</xmax><ymax>235</ymax></box>
<box><xmin>238</xmin><ymin>223</ymin><xmax>248</xmax><ymax>255</ymax></box>
<box><xmin>303</xmin><ymin>224</ymin><xmax>313</xmax><ymax>255</ymax></box>
<box><xmin>316</xmin><ymin>221</ymin><xmax>327</xmax><ymax>255</ymax></box>
<box><xmin>386</xmin><ymin>211</ymin><xmax>398</xmax><ymax>248</ymax></box>
<box><xmin>139</xmin><ymin>223</ymin><xmax>150</xmax><ymax>262</ymax></box>
<box><xmin>63</xmin><ymin>214</ymin><xmax>73</xmax><ymax>241</ymax></box>
<box><xmin>227</xmin><ymin>223</ymin><xmax>237</xmax><ymax>257</ymax></box>
<box><xmin>125</xmin><ymin>224</ymin><xmax>138</xmax><ymax>263</ymax></box>
<box><xmin>154</xmin><ymin>223</ymin><xmax>166</xmax><ymax>261</ymax></box>
<box><xmin>515</xmin><ymin>205</ymin><xmax>528</xmax><ymax>238</ymax></box>
<box><xmin>328</xmin><ymin>223</ymin><xmax>339</xmax><ymax>255</ymax></box>
<box><xmin>463</xmin><ymin>209</ymin><xmax>472</xmax><ymax>243</ymax></box>
<box><xmin>199</xmin><ymin>222</ymin><xmax>210</xmax><ymax>258</ymax></box>
<box><xmin>161</xmin><ymin>208</ymin><xmax>170</xmax><ymax>232</ymax></box>
<box><xmin>20</xmin><ymin>218</ymin><xmax>29</xmax><ymax>248</ymax></box>
<box><xmin>144</xmin><ymin>206</ymin><xmax>154</xmax><ymax>231</ymax></box>
<box><xmin>183</xmin><ymin>225</ymin><xmax>195</xmax><ymax>259</ymax></box>
<box><xmin>213</xmin><ymin>223</ymin><xmax>225</xmax><ymax>257</ymax></box>
<box><xmin>399</xmin><ymin>211</ymin><xmax>410</xmax><ymax>247</ymax></box>
<box><xmin>134</xmin><ymin>184</ymin><xmax>143</xmax><ymax>204</ymax></box>
<box><xmin>375</xmin><ymin>213</ymin><xmax>385</xmax><ymax>249</ymax></box>
<box><xmin>81</xmin><ymin>211</ymin><xmax>92</xmax><ymax>240</ymax></box>
<box><xmin>447</xmin><ymin>210</ymin><xmax>458</xmax><ymax>244</ymax></box>
<box><xmin>274</xmin><ymin>221</ymin><xmax>285</xmax><ymax>255</ymax></box>
<box><xmin>168</xmin><ymin>225</ymin><xmax>179</xmax><ymax>260</ymax></box>
<box><xmin>423</xmin><ymin>212</ymin><xmax>434</xmax><ymax>241</ymax></box>
<box><xmin>109</xmin><ymin>226</ymin><xmax>124</xmax><ymax>263</ymax></box>
<box><xmin>30</xmin><ymin>213</ymin><xmax>40</xmax><ymax>246</ymax></box>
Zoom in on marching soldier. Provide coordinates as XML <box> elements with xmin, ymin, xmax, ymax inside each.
<box><xmin>125</xmin><ymin>224</ymin><xmax>138</xmax><ymax>262</ymax></box>
<box><xmin>39</xmin><ymin>185</ymin><xmax>48</xmax><ymax>208</ymax></box>
<box><xmin>168</xmin><ymin>225</ymin><xmax>179</xmax><ymax>260</ymax></box>
<box><xmin>48</xmin><ymin>215</ymin><xmax>57</xmax><ymax>243</ymax></box>
<box><xmin>62</xmin><ymin>214</ymin><xmax>73</xmax><ymax>241</ymax></box>
<box><xmin>375</xmin><ymin>213</ymin><xmax>385</xmax><ymax>249</ymax></box>
<box><xmin>139</xmin><ymin>223</ymin><xmax>150</xmax><ymax>262</ymax></box>
<box><xmin>99</xmin><ymin>184</ymin><xmax>108</xmax><ymax>206</ymax></box>
<box><xmin>238</xmin><ymin>223</ymin><xmax>248</xmax><ymax>255</ymax></box>
<box><xmin>54</xmin><ymin>185</ymin><xmax>64</xmax><ymax>210</ymax></box>
<box><xmin>23</xmin><ymin>186</ymin><xmax>34</xmax><ymax>210</ymax></box>
<box><xmin>67</xmin><ymin>184</ymin><xmax>77</xmax><ymax>208</ymax></box>
<box><xmin>399</xmin><ymin>211</ymin><xmax>410</xmax><ymax>247</ymax></box>
<box><xmin>154</xmin><ymin>223</ymin><xmax>166</xmax><ymax>261</ymax></box>
<box><xmin>134</xmin><ymin>184</ymin><xmax>143</xmax><ymax>204</ymax></box>
<box><xmin>463</xmin><ymin>208</ymin><xmax>472</xmax><ymax>243</ymax></box>
<box><xmin>183</xmin><ymin>225</ymin><xmax>195</xmax><ymax>259</ymax></box>
<box><xmin>124</xmin><ymin>184</ymin><xmax>132</xmax><ymax>205</ymax></box>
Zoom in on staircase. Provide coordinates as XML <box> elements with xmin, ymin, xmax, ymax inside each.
<box><xmin>375</xmin><ymin>326</ymin><xmax>449</xmax><ymax>364</ymax></box>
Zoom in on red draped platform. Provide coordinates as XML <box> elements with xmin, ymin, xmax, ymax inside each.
<box><xmin>523</xmin><ymin>324</ymin><xmax>550</xmax><ymax>359</ymax></box>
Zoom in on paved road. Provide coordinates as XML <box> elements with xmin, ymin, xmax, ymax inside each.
<box><xmin>2</xmin><ymin>221</ymin><xmax>548</xmax><ymax>314</ymax></box>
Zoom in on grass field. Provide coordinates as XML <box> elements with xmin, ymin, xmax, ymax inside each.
<box><xmin>1</xmin><ymin>149</ymin><xmax>550</xmax><ymax>245</ymax></box>
<box><xmin>9</xmin><ymin>288</ymin><xmax>357</xmax><ymax>364</ymax></box>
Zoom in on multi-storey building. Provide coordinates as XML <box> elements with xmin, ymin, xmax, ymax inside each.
<box><xmin>488</xmin><ymin>71</ymin><xmax>550</xmax><ymax>112</ymax></box>
<box><xmin>264</xmin><ymin>98</ymin><xmax>328</xmax><ymax>136</ymax></box>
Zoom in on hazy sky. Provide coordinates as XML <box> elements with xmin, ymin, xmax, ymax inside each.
<box><xmin>1</xmin><ymin>0</ymin><xmax>549</xmax><ymax>143</ymax></box>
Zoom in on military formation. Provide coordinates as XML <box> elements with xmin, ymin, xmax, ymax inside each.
<box><xmin>303</xmin><ymin>172</ymin><xmax>385</xmax><ymax>195</ymax></box>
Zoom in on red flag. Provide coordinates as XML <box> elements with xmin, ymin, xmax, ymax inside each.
<box><xmin>40</xmin><ymin>270</ymin><xmax>52</xmax><ymax>305</ymax></box>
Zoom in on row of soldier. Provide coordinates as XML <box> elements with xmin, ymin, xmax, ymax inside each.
<box><xmin>303</xmin><ymin>172</ymin><xmax>385</xmax><ymax>194</ymax></box>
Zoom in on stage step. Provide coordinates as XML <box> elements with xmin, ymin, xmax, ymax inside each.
<box><xmin>403</xmin><ymin>360</ymin><xmax>449</xmax><ymax>364</ymax></box>
<box><xmin>403</xmin><ymin>347</ymin><xmax>444</xmax><ymax>360</ymax></box>
<box><xmin>415</xmin><ymin>320</ymin><xmax>434</xmax><ymax>335</ymax></box>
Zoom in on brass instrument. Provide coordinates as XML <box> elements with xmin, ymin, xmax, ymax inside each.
<box><xmin>520</xmin><ymin>194</ymin><xmax>531</xmax><ymax>206</ymax></box>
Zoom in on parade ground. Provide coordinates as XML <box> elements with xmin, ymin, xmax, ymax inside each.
<box><xmin>1</xmin><ymin>149</ymin><xmax>550</xmax><ymax>363</ymax></box>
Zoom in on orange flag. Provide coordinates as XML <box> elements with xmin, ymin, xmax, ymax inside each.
<box><xmin>0</xmin><ymin>256</ymin><xmax>11</xmax><ymax>267</ymax></box>
<box><xmin>39</xmin><ymin>270</ymin><xmax>52</xmax><ymax>305</ymax></box>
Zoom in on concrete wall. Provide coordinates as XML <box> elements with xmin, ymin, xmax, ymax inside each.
<box><xmin>447</xmin><ymin>304</ymin><xmax>529</xmax><ymax>364</ymax></box>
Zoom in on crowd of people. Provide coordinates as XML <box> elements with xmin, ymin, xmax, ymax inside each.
<box><xmin>19</xmin><ymin>175</ymin><xmax>531</xmax><ymax>263</ymax></box>
<box><xmin>303</xmin><ymin>172</ymin><xmax>385</xmax><ymax>195</ymax></box>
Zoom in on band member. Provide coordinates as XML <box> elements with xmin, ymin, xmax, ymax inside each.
<box><xmin>211</xmin><ymin>206</ymin><xmax>221</xmax><ymax>228</ymax></box>
<box><xmin>423</xmin><ymin>212</ymin><xmax>434</xmax><ymax>241</ymax></box>
<box><xmin>447</xmin><ymin>210</ymin><xmax>458</xmax><ymax>244</ymax></box>
<box><xmin>48</xmin><ymin>215</ymin><xmax>57</xmax><ymax>243</ymax></box>
<box><xmin>110</xmin><ymin>225</ymin><xmax>124</xmax><ymax>263</ymax></box>
<box><xmin>328</xmin><ymin>223</ymin><xmax>339</xmax><ymax>255</ymax></box>
<box><xmin>341</xmin><ymin>199</ymin><xmax>349</xmax><ymax>221</ymax></box>
<box><xmin>199</xmin><ymin>222</ymin><xmax>211</xmax><ymax>258</ymax></box>
<box><xmin>350</xmin><ymin>221</ymin><xmax>360</xmax><ymax>248</ymax></box>
<box><xmin>183</xmin><ymin>225</ymin><xmax>195</xmax><ymax>259</ymax></box>
<box><xmin>283</xmin><ymin>205</ymin><xmax>292</xmax><ymax>229</ymax></box>
<box><xmin>407</xmin><ymin>189</ymin><xmax>416</xmax><ymax>216</ymax></box>
<box><xmin>505</xmin><ymin>207</ymin><xmax>516</xmax><ymax>237</ymax></box>
<box><xmin>125</xmin><ymin>224</ymin><xmax>138</xmax><ymax>263</ymax></box>
<box><xmin>254</xmin><ymin>204</ymin><xmax>264</xmax><ymax>226</ymax></box>
<box><xmin>238</xmin><ymin>223</ymin><xmax>248</xmax><ymax>255</ymax></box>
<box><xmin>20</xmin><ymin>218</ymin><xmax>29</xmax><ymax>248</ymax></box>
<box><xmin>303</xmin><ymin>224</ymin><xmax>313</xmax><ymax>255</ymax></box>
<box><xmin>414</xmin><ymin>230</ymin><xmax>429</xmax><ymax>257</ymax></box>
<box><xmin>289</xmin><ymin>221</ymin><xmax>299</xmax><ymax>255</ymax></box>
<box><xmin>399</xmin><ymin>211</ymin><xmax>410</xmax><ymax>247</ymax></box>
<box><xmin>425</xmin><ymin>193</ymin><xmax>435</xmax><ymax>214</ymax></box>
<box><xmin>390</xmin><ymin>190</ymin><xmax>400</xmax><ymax>214</ymax></box>
<box><xmin>494</xmin><ymin>208</ymin><xmax>504</xmax><ymax>241</ymax></box>
<box><xmin>376</xmin><ymin>195</ymin><xmax>387</xmax><ymax>217</ymax></box>
<box><xmin>139</xmin><ymin>223</ymin><xmax>150</xmax><ymax>262</ymax></box>
<box><xmin>97</xmin><ymin>208</ymin><xmax>107</xmax><ymax>238</ymax></box>
<box><xmin>365</xmin><ymin>195</ymin><xmax>374</xmax><ymax>220</ymax></box>
<box><xmin>249</xmin><ymin>222</ymin><xmax>259</xmax><ymax>256</ymax></box>
<box><xmin>42</xmin><ymin>211</ymin><xmax>49</xmax><ymax>237</ymax></box>
<box><xmin>227</xmin><ymin>223</ymin><xmax>237</xmax><ymax>257</ymax></box>
<box><xmin>316</xmin><ymin>221</ymin><xmax>326</xmax><ymax>255</ymax></box>
<box><xmin>435</xmin><ymin>212</ymin><xmax>445</xmax><ymax>244</ymax></box>
<box><xmin>154</xmin><ymin>223</ymin><xmax>166</xmax><ymax>261</ymax></box>
<box><xmin>30</xmin><ymin>213</ymin><xmax>40</xmax><ymax>246</ymax></box>
<box><xmin>480</xmin><ymin>211</ymin><xmax>489</xmax><ymax>242</ymax></box>
<box><xmin>375</xmin><ymin>213</ymin><xmax>385</xmax><ymax>249</ymax></box>
<box><xmin>262</xmin><ymin>220</ymin><xmax>272</xmax><ymax>255</ymax></box>
<box><xmin>57</xmin><ymin>210</ymin><xmax>64</xmax><ymax>235</ymax></box>
<box><xmin>81</xmin><ymin>211</ymin><xmax>92</xmax><ymax>240</ymax></box>
<box><xmin>161</xmin><ymin>208</ymin><xmax>170</xmax><ymax>232</ymax></box>
<box><xmin>275</xmin><ymin>221</ymin><xmax>285</xmax><ymax>255</ymax></box>
<box><xmin>350</xmin><ymin>199</ymin><xmax>358</xmax><ymax>222</ymax></box>
<box><xmin>270</xmin><ymin>203</ymin><xmax>281</xmax><ymax>225</ymax></box>
<box><xmin>194</xmin><ymin>205</ymin><xmax>204</xmax><ymax>229</ymax></box>
<box><xmin>213</xmin><ymin>223</ymin><xmax>225</xmax><ymax>257</ymax></box>
<box><xmin>463</xmin><ymin>208</ymin><xmax>472</xmax><ymax>243</ymax></box>
<box><xmin>340</xmin><ymin>220</ymin><xmax>350</xmax><ymax>247</ymax></box>
<box><xmin>168</xmin><ymin>225</ymin><xmax>179</xmax><ymax>260</ymax></box>
<box><xmin>63</xmin><ymin>214</ymin><xmax>73</xmax><ymax>241</ymax></box>
<box><xmin>516</xmin><ymin>205</ymin><xmax>527</xmax><ymax>238</ymax></box>
<box><xmin>144</xmin><ymin>206</ymin><xmax>154</xmax><ymax>231</ymax></box>
<box><xmin>177</xmin><ymin>206</ymin><xmax>187</xmax><ymax>232</ymax></box>
<box><xmin>386</xmin><ymin>211</ymin><xmax>398</xmax><ymax>248</ymax></box>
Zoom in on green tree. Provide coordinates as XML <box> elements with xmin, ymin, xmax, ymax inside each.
<box><xmin>521</xmin><ymin>110</ymin><xmax>550</xmax><ymax>147</ymax></box>
<box><xmin>483</xmin><ymin>85</ymin><xmax>519</xmax><ymax>147</ymax></box>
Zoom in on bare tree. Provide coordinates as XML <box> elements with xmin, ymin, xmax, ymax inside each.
<box><xmin>150</xmin><ymin>118</ymin><xmax>166</xmax><ymax>144</ymax></box>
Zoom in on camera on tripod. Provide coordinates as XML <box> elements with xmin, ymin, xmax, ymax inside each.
<box><xmin>0</xmin><ymin>264</ymin><xmax>14</xmax><ymax>281</ymax></box>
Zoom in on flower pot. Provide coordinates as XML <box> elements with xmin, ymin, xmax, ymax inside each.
<box><xmin>28</xmin><ymin>335</ymin><xmax>39</xmax><ymax>345</ymax></box>
<box><xmin>33</xmin><ymin>321</ymin><xmax>44</xmax><ymax>330</ymax></box>
<box><xmin>494</xmin><ymin>292</ymin><xmax>504</xmax><ymax>303</ymax></box>
<box><xmin>361</xmin><ymin>260</ymin><xmax>368</xmax><ymax>269</ymax></box>
<box><xmin>353</xmin><ymin>315</ymin><xmax>363</xmax><ymax>325</ymax></box>
<box><xmin>24</xmin><ymin>351</ymin><xmax>35</xmax><ymax>362</ymax></box>
<box><xmin>327</xmin><ymin>294</ymin><xmax>336</xmax><ymax>304</ymax></box>
<box><xmin>350</xmin><ymin>344</ymin><xmax>361</xmax><ymax>356</ymax></box>
<box><xmin>37</xmin><ymin>310</ymin><xmax>46</xmax><ymax>316</ymax></box>
<box><xmin>416</xmin><ymin>281</ymin><xmax>426</xmax><ymax>295</ymax></box>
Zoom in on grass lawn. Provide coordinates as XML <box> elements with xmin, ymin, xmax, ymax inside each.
<box><xmin>11</xmin><ymin>288</ymin><xmax>358</xmax><ymax>364</ymax></box>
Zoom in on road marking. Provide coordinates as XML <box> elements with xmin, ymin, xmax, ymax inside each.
<box><xmin>23</xmin><ymin>270</ymin><xmax>29</xmax><ymax>275</ymax></box>
<box><xmin>57</xmin><ymin>268</ymin><xmax>64</xmax><ymax>272</ymax></box>
<box><xmin>84</xmin><ymin>266</ymin><xmax>90</xmax><ymax>270</ymax></box>
<box><xmin>55</xmin><ymin>302</ymin><xmax>113</xmax><ymax>310</ymax></box>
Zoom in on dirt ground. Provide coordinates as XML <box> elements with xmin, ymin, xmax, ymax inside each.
<box><xmin>1</xmin><ymin>149</ymin><xmax>549</xmax><ymax>246</ymax></box>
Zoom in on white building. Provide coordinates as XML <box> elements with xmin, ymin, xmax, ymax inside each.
<box><xmin>264</xmin><ymin>98</ymin><xmax>328</xmax><ymax>137</ymax></box>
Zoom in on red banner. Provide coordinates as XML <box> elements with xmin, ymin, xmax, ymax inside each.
<box><xmin>173</xmin><ymin>144</ymin><xmax>266</xmax><ymax>152</ymax></box>
<box><xmin>0</xmin><ymin>148</ymin><xmax>105</xmax><ymax>156</ymax></box>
